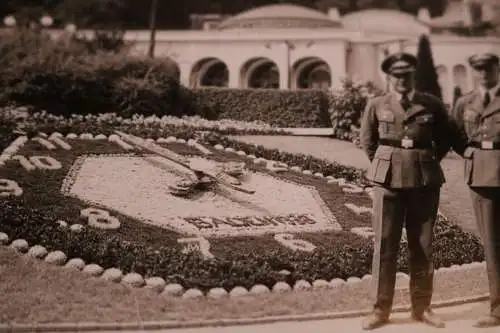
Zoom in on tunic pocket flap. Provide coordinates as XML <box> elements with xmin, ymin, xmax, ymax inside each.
<box><xmin>378</xmin><ymin>111</ymin><xmax>395</xmax><ymax>123</ymax></box>
<box><xmin>463</xmin><ymin>146</ymin><xmax>475</xmax><ymax>159</ymax></box>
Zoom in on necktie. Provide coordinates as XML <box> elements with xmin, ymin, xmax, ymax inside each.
<box><xmin>483</xmin><ymin>92</ymin><xmax>491</xmax><ymax>108</ymax></box>
<box><xmin>401</xmin><ymin>93</ymin><xmax>411</xmax><ymax>111</ymax></box>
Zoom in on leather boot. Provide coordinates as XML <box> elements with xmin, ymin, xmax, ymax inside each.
<box><xmin>412</xmin><ymin>308</ymin><xmax>445</xmax><ymax>328</ymax></box>
<box><xmin>362</xmin><ymin>311</ymin><xmax>389</xmax><ymax>330</ymax></box>
<box><xmin>473</xmin><ymin>315</ymin><xmax>500</xmax><ymax>328</ymax></box>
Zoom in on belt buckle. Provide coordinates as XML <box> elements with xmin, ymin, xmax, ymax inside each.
<box><xmin>401</xmin><ymin>138</ymin><xmax>414</xmax><ymax>149</ymax></box>
<box><xmin>481</xmin><ymin>141</ymin><xmax>493</xmax><ymax>150</ymax></box>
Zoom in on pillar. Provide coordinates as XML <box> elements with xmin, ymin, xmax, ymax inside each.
<box><xmin>179</xmin><ymin>62</ymin><xmax>192</xmax><ymax>88</ymax></box>
<box><xmin>279</xmin><ymin>42</ymin><xmax>290</xmax><ymax>90</ymax></box>
<box><xmin>227</xmin><ymin>62</ymin><xmax>240</xmax><ymax>88</ymax></box>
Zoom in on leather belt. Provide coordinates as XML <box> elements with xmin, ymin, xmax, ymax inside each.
<box><xmin>469</xmin><ymin>141</ymin><xmax>500</xmax><ymax>150</ymax></box>
<box><xmin>379</xmin><ymin>138</ymin><xmax>434</xmax><ymax>149</ymax></box>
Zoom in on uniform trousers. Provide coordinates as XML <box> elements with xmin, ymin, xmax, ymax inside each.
<box><xmin>470</xmin><ymin>187</ymin><xmax>500</xmax><ymax>318</ymax></box>
<box><xmin>371</xmin><ymin>185</ymin><xmax>440</xmax><ymax>315</ymax></box>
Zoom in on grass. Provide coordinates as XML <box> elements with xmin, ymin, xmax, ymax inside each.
<box><xmin>0</xmin><ymin>246</ymin><xmax>489</xmax><ymax>324</ymax></box>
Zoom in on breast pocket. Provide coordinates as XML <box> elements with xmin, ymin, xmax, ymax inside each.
<box><xmin>378</xmin><ymin>111</ymin><xmax>395</xmax><ymax>134</ymax></box>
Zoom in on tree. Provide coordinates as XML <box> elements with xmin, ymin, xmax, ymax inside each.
<box><xmin>415</xmin><ymin>34</ymin><xmax>442</xmax><ymax>99</ymax></box>
<box><xmin>0</xmin><ymin>0</ymin><xmax>448</xmax><ymax>30</ymax></box>
<box><xmin>54</xmin><ymin>0</ymin><xmax>126</xmax><ymax>29</ymax></box>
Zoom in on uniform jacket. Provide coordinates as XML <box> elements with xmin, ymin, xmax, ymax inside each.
<box><xmin>360</xmin><ymin>91</ymin><xmax>452</xmax><ymax>188</ymax></box>
<box><xmin>451</xmin><ymin>88</ymin><xmax>500</xmax><ymax>187</ymax></box>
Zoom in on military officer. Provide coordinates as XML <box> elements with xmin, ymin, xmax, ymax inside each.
<box><xmin>360</xmin><ymin>52</ymin><xmax>452</xmax><ymax>330</ymax></box>
<box><xmin>450</xmin><ymin>52</ymin><xmax>500</xmax><ymax>328</ymax></box>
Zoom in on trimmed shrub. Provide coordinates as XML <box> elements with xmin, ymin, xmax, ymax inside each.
<box><xmin>189</xmin><ymin>88</ymin><xmax>332</xmax><ymax>128</ymax></box>
<box><xmin>0</xmin><ymin>29</ymin><xmax>183</xmax><ymax>117</ymax></box>
<box><xmin>328</xmin><ymin>79</ymin><xmax>383</xmax><ymax>143</ymax></box>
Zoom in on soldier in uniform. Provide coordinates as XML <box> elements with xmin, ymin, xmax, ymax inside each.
<box><xmin>360</xmin><ymin>52</ymin><xmax>452</xmax><ymax>330</ymax></box>
<box><xmin>450</xmin><ymin>52</ymin><xmax>500</xmax><ymax>328</ymax></box>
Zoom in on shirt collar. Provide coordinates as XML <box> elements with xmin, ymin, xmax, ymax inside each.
<box><xmin>395</xmin><ymin>90</ymin><xmax>415</xmax><ymax>101</ymax></box>
<box><xmin>479</xmin><ymin>82</ymin><xmax>500</xmax><ymax>98</ymax></box>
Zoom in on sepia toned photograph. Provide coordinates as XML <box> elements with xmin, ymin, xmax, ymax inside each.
<box><xmin>0</xmin><ymin>0</ymin><xmax>499</xmax><ymax>332</ymax></box>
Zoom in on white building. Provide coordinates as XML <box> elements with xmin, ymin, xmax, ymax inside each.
<box><xmin>28</xmin><ymin>1</ymin><xmax>500</xmax><ymax>105</ymax></box>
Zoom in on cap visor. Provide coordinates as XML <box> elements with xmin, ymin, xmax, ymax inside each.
<box><xmin>389</xmin><ymin>68</ymin><xmax>415</xmax><ymax>75</ymax></box>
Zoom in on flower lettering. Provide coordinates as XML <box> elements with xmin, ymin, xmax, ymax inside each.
<box><xmin>182</xmin><ymin>214</ymin><xmax>317</xmax><ymax>231</ymax></box>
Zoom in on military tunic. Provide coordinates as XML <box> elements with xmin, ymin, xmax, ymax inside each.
<box><xmin>451</xmin><ymin>88</ymin><xmax>500</xmax><ymax>319</ymax></box>
<box><xmin>360</xmin><ymin>91</ymin><xmax>452</xmax><ymax>315</ymax></box>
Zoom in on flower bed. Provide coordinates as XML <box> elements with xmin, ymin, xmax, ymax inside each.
<box><xmin>16</xmin><ymin>111</ymin><xmax>293</xmax><ymax>137</ymax></box>
<box><xmin>0</xmin><ymin>122</ymin><xmax>484</xmax><ymax>295</ymax></box>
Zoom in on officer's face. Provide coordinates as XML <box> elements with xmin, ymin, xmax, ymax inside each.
<box><xmin>389</xmin><ymin>71</ymin><xmax>415</xmax><ymax>94</ymax></box>
<box><xmin>473</xmin><ymin>63</ymin><xmax>499</xmax><ymax>89</ymax></box>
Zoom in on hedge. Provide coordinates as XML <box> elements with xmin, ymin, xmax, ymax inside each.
<box><xmin>188</xmin><ymin>88</ymin><xmax>332</xmax><ymax>128</ymax></box>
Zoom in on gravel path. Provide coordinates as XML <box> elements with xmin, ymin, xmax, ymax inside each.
<box><xmin>230</xmin><ymin>136</ymin><xmax>477</xmax><ymax>235</ymax></box>
<box><xmin>82</xmin><ymin>302</ymin><xmax>495</xmax><ymax>333</ymax></box>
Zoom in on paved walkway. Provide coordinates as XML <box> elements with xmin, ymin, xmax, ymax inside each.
<box><xmin>231</xmin><ymin>136</ymin><xmax>477</xmax><ymax>235</ymax></box>
<box><xmin>91</xmin><ymin>301</ymin><xmax>495</xmax><ymax>333</ymax></box>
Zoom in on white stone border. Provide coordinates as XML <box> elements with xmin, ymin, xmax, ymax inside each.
<box><xmin>0</xmin><ymin>132</ymin><xmax>488</xmax><ymax>299</ymax></box>
<box><xmin>0</xmin><ymin>230</ymin><xmax>488</xmax><ymax>299</ymax></box>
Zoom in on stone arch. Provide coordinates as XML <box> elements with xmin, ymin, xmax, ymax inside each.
<box><xmin>452</xmin><ymin>64</ymin><xmax>468</xmax><ymax>94</ymax></box>
<box><xmin>189</xmin><ymin>57</ymin><xmax>229</xmax><ymax>88</ymax></box>
<box><xmin>292</xmin><ymin>57</ymin><xmax>331</xmax><ymax>89</ymax></box>
<box><xmin>240</xmin><ymin>57</ymin><xmax>280</xmax><ymax>89</ymax></box>
<box><xmin>436</xmin><ymin>65</ymin><xmax>449</xmax><ymax>103</ymax></box>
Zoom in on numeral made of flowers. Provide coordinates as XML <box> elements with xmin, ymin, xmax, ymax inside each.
<box><xmin>80</xmin><ymin>208</ymin><xmax>121</xmax><ymax>230</ymax></box>
<box><xmin>0</xmin><ymin>179</ymin><xmax>23</xmax><ymax>197</ymax></box>
<box><xmin>345</xmin><ymin>203</ymin><xmax>373</xmax><ymax>215</ymax></box>
<box><xmin>11</xmin><ymin>155</ymin><xmax>62</xmax><ymax>171</ymax></box>
<box><xmin>187</xmin><ymin>139</ymin><xmax>212</xmax><ymax>155</ymax></box>
<box><xmin>274</xmin><ymin>233</ymin><xmax>316</xmax><ymax>252</ymax></box>
<box><xmin>341</xmin><ymin>183</ymin><xmax>364</xmax><ymax>194</ymax></box>
<box><xmin>177</xmin><ymin>237</ymin><xmax>214</xmax><ymax>259</ymax></box>
<box><xmin>32</xmin><ymin>136</ymin><xmax>71</xmax><ymax>150</ymax></box>
<box><xmin>351</xmin><ymin>227</ymin><xmax>375</xmax><ymax>239</ymax></box>
<box><xmin>108</xmin><ymin>135</ymin><xmax>134</xmax><ymax>151</ymax></box>
<box><xmin>351</xmin><ymin>227</ymin><xmax>407</xmax><ymax>243</ymax></box>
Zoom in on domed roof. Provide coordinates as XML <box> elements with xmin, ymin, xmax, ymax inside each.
<box><xmin>218</xmin><ymin>4</ymin><xmax>341</xmax><ymax>30</ymax></box>
<box><xmin>341</xmin><ymin>9</ymin><xmax>430</xmax><ymax>35</ymax></box>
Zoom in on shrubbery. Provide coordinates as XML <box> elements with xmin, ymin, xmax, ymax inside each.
<box><xmin>189</xmin><ymin>88</ymin><xmax>331</xmax><ymax>127</ymax></box>
<box><xmin>327</xmin><ymin>79</ymin><xmax>382</xmax><ymax>143</ymax></box>
<box><xmin>0</xmin><ymin>29</ymin><xmax>379</xmax><ymax>140</ymax></box>
<box><xmin>0</xmin><ymin>29</ymin><xmax>184</xmax><ymax>118</ymax></box>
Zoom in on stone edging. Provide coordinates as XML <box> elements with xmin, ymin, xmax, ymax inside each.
<box><xmin>0</xmin><ymin>132</ymin><xmax>488</xmax><ymax>300</ymax></box>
